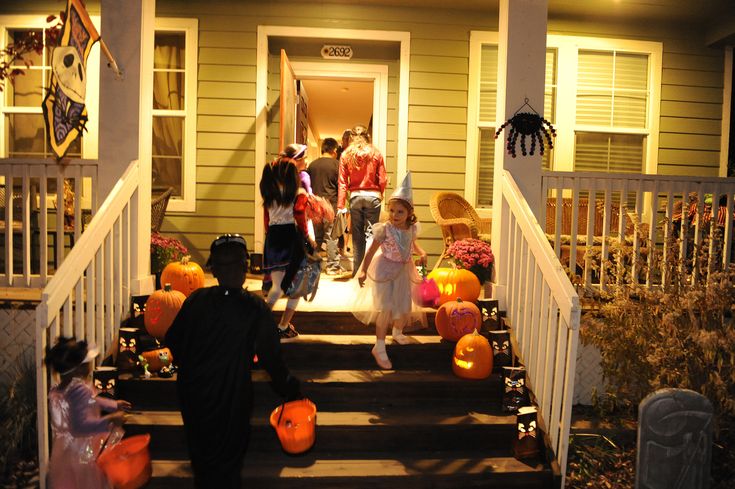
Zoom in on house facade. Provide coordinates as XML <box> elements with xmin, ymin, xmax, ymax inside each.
<box><xmin>2</xmin><ymin>0</ymin><xmax>732</xmax><ymax>267</ymax></box>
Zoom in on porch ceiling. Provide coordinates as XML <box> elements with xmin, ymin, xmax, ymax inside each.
<box><xmin>297</xmin><ymin>0</ymin><xmax>735</xmax><ymax>46</ymax></box>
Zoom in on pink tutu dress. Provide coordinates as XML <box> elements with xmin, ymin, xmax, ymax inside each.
<box><xmin>352</xmin><ymin>221</ymin><xmax>426</xmax><ymax>329</ymax></box>
<box><xmin>47</xmin><ymin>377</ymin><xmax>123</xmax><ymax>489</ymax></box>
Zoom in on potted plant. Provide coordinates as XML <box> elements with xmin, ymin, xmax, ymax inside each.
<box><xmin>446</xmin><ymin>238</ymin><xmax>494</xmax><ymax>287</ymax></box>
<box><xmin>150</xmin><ymin>232</ymin><xmax>188</xmax><ymax>288</ymax></box>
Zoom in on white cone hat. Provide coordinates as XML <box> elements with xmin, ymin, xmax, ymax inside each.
<box><xmin>390</xmin><ymin>171</ymin><xmax>413</xmax><ymax>206</ymax></box>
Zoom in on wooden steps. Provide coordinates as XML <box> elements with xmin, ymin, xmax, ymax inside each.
<box><xmin>119</xmin><ymin>310</ymin><xmax>555</xmax><ymax>488</ymax></box>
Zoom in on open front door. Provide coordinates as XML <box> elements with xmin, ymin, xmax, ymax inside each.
<box><xmin>279</xmin><ymin>49</ymin><xmax>297</xmax><ymax>152</ymax></box>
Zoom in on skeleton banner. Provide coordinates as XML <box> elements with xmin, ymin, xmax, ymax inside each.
<box><xmin>42</xmin><ymin>0</ymin><xmax>100</xmax><ymax>160</ymax></box>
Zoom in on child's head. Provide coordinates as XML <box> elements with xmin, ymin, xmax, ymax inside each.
<box><xmin>260</xmin><ymin>157</ymin><xmax>299</xmax><ymax>207</ymax></box>
<box><xmin>45</xmin><ymin>336</ymin><xmax>98</xmax><ymax>378</ymax></box>
<box><xmin>387</xmin><ymin>198</ymin><xmax>416</xmax><ymax>228</ymax></box>
<box><xmin>281</xmin><ymin>143</ymin><xmax>308</xmax><ymax>170</ymax></box>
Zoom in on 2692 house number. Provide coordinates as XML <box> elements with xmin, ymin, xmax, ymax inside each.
<box><xmin>321</xmin><ymin>45</ymin><xmax>353</xmax><ymax>60</ymax></box>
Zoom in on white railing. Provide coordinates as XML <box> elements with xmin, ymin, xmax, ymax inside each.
<box><xmin>35</xmin><ymin>159</ymin><xmax>142</xmax><ymax>487</ymax></box>
<box><xmin>498</xmin><ymin>170</ymin><xmax>580</xmax><ymax>485</ymax></box>
<box><xmin>1</xmin><ymin>158</ymin><xmax>98</xmax><ymax>288</ymax></box>
<box><xmin>542</xmin><ymin>171</ymin><xmax>735</xmax><ymax>288</ymax></box>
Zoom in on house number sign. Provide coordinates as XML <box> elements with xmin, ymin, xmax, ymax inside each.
<box><xmin>321</xmin><ymin>45</ymin><xmax>353</xmax><ymax>60</ymax></box>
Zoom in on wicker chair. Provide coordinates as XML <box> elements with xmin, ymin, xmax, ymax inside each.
<box><xmin>151</xmin><ymin>187</ymin><xmax>174</xmax><ymax>233</ymax></box>
<box><xmin>429</xmin><ymin>192</ymin><xmax>492</xmax><ymax>270</ymax></box>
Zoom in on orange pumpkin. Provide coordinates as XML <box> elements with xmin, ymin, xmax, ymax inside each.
<box><xmin>452</xmin><ymin>329</ymin><xmax>493</xmax><ymax>379</ymax></box>
<box><xmin>427</xmin><ymin>268</ymin><xmax>481</xmax><ymax>305</ymax></box>
<box><xmin>161</xmin><ymin>255</ymin><xmax>204</xmax><ymax>297</ymax></box>
<box><xmin>435</xmin><ymin>298</ymin><xmax>481</xmax><ymax>342</ymax></box>
<box><xmin>144</xmin><ymin>284</ymin><xmax>185</xmax><ymax>339</ymax></box>
<box><xmin>140</xmin><ymin>347</ymin><xmax>173</xmax><ymax>372</ymax></box>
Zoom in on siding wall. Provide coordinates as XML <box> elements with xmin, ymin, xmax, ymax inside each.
<box><xmin>155</xmin><ymin>1</ymin><xmax>495</xmax><ymax>263</ymax></box>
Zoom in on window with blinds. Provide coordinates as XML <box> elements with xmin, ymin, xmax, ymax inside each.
<box><xmin>574</xmin><ymin>50</ymin><xmax>649</xmax><ymax>172</ymax></box>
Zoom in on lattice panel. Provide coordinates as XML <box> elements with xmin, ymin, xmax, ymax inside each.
<box><xmin>573</xmin><ymin>341</ymin><xmax>606</xmax><ymax>405</ymax></box>
<box><xmin>0</xmin><ymin>308</ymin><xmax>35</xmax><ymax>381</ymax></box>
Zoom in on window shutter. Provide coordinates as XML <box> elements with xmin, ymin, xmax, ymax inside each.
<box><xmin>477</xmin><ymin>128</ymin><xmax>495</xmax><ymax>207</ymax></box>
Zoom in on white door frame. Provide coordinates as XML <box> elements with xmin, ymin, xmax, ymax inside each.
<box><xmin>292</xmin><ymin>61</ymin><xmax>389</xmax><ymax>155</ymax></box>
<box><xmin>255</xmin><ymin>25</ymin><xmax>410</xmax><ymax>250</ymax></box>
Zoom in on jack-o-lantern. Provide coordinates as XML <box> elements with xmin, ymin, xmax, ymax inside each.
<box><xmin>427</xmin><ymin>268</ymin><xmax>481</xmax><ymax>305</ymax></box>
<box><xmin>140</xmin><ymin>347</ymin><xmax>173</xmax><ymax>372</ymax></box>
<box><xmin>144</xmin><ymin>284</ymin><xmax>186</xmax><ymax>339</ymax></box>
<box><xmin>161</xmin><ymin>255</ymin><xmax>204</xmax><ymax>297</ymax></box>
<box><xmin>412</xmin><ymin>276</ymin><xmax>441</xmax><ymax>308</ymax></box>
<box><xmin>435</xmin><ymin>298</ymin><xmax>481</xmax><ymax>342</ymax></box>
<box><xmin>452</xmin><ymin>329</ymin><xmax>493</xmax><ymax>379</ymax></box>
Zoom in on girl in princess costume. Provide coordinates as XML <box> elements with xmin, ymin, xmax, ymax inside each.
<box><xmin>45</xmin><ymin>336</ymin><xmax>131</xmax><ymax>488</ymax></box>
<box><xmin>354</xmin><ymin>172</ymin><xmax>427</xmax><ymax>369</ymax></box>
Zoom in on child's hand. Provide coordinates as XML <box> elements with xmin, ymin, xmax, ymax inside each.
<box><xmin>418</xmin><ymin>252</ymin><xmax>427</xmax><ymax>267</ymax></box>
<box><xmin>357</xmin><ymin>270</ymin><xmax>367</xmax><ymax>287</ymax></box>
<box><xmin>117</xmin><ymin>399</ymin><xmax>132</xmax><ymax>411</ymax></box>
<box><xmin>106</xmin><ymin>411</ymin><xmax>127</xmax><ymax>427</ymax></box>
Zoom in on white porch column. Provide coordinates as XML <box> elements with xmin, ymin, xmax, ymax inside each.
<box><xmin>492</xmin><ymin>0</ymin><xmax>548</xmax><ymax>302</ymax></box>
<box><xmin>99</xmin><ymin>0</ymin><xmax>155</xmax><ymax>294</ymax></box>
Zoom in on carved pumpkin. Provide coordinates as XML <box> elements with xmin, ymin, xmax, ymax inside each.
<box><xmin>140</xmin><ymin>347</ymin><xmax>173</xmax><ymax>372</ymax></box>
<box><xmin>161</xmin><ymin>255</ymin><xmax>204</xmax><ymax>297</ymax></box>
<box><xmin>144</xmin><ymin>284</ymin><xmax>185</xmax><ymax>339</ymax></box>
<box><xmin>427</xmin><ymin>268</ymin><xmax>481</xmax><ymax>305</ymax></box>
<box><xmin>412</xmin><ymin>276</ymin><xmax>441</xmax><ymax>308</ymax></box>
<box><xmin>435</xmin><ymin>298</ymin><xmax>481</xmax><ymax>342</ymax></box>
<box><xmin>452</xmin><ymin>329</ymin><xmax>493</xmax><ymax>379</ymax></box>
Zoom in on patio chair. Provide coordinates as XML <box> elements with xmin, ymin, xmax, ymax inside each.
<box><xmin>151</xmin><ymin>187</ymin><xmax>174</xmax><ymax>233</ymax></box>
<box><xmin>429</xmin><ymin>192</ymin><xmax>492</xmax><ymax>270</ymax></box>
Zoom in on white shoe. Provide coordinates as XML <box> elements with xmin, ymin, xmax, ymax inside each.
<box><xmin>392</xmin><ymin>328</ymin><xmax>410</xmax><ymax>345</ymax></box>
<box><xmin>371</xmin><ymin>345</ymin><xmax>392</xmax><ymax>370</ymax></box>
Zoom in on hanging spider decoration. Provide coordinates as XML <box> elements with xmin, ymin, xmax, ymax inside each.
<box><xmin>494</xmin><ymin>100</ymin><xmax>557</xmax><ymax>158</ymax></box>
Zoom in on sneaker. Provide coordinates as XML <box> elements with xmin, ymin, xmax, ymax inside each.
<box><xmin>325</xmin><ymin>268</ymin><xmax>343</xmax><ymax>276</ymax></box>
<box><xmin>278</xmin><ymin>323</ymin><xmax>299</xmax><ymax>341</ymax></box>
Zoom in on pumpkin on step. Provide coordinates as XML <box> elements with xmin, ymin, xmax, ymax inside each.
<box><xmin>144</xmin><ymin>284</ymin><xmax>185</xmax><ymax>339</ymax></box>
<box><xmin>140</xmin><ymin>347</ymin><xmax>173</xmax><ymax>373</ymax></box>
<box><xmin>427</xmin><ymin>268</ymin><xmax>481</xmax><ymax>305</ymax></box>
<box><xmin>452</xmin><ymin>329</ymin><xmax>492</xmax><ymax>379</ymax></box>
<box><xmin>435</xmin><ymin>298</ymin><xmax>481</xmax><ymax>342</ymax></box>
<box><xmin>161</xmin><ymin>255</ymin><xmax>204</xmax><ymax>297</ymax></box>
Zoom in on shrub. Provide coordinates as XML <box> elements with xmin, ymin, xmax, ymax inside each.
<box><xmin>580</xmin><ymin>220</ymin><xmax>735</xmax><ymax>421</ymax></box>
<box><xmin>0</xmin><ymin>351</ymin><xmax>38</xmax><ymax>481</ymax></box>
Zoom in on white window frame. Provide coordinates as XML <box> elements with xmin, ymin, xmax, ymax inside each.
<box><xmin>466</xmin><ymin>31</ymin><xmax>663</xmax><ymax>210</ymax></box>
<box><xmin>153</xmin><ymin>17</ymin><xmax>198</xmax><ymax>213</ymax></box>
<box><xmin>0</xmin><ymin>14</ymin><xmax>100</xmax><ymax>159</ymax></box>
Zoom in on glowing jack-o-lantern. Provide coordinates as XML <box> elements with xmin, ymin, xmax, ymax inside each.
<box><xmin>452</xmin><ymin>329</ymin><xmax>493</xmax><ymax>379</ymax></box>
<box><xmin>161</xmin><ymin>255</ymin><xmax>205</xmax><ymax>297</ymax></box>
<box><xmin>144</xmin><ymin>284</ymin><xmax>186</xmax><ymax>339</ymax></box>
<box><xmin>427</xmin><ymin>268</ymin><xmax>481</xmax><ymax>305</ymax></box>
<box><xmin>435</xmin><ymin>298</ymin><xmax>481</xmax><ymax>342</ymax></box>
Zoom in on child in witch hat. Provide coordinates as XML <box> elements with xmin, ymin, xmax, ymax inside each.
<box><xmin>352</xmin><ymin>171</ymin><xmax>428</xmax><ymax>369</ymax></box>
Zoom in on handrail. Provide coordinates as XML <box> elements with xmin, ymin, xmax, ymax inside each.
<box><xmin>498</xmin><ymin>170</ymin><xmax>580</xmax><ymax>487</ymax></box>
<box><xmin>35</xmin><ymin>159</ymin><xmax>141</xmax><ymax>488</ymax></box>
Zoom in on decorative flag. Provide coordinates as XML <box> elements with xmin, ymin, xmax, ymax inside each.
<box><xmin>42</xmin><ymin>0</ymin><xmax>100</xmax><ymax>160</ymax></box>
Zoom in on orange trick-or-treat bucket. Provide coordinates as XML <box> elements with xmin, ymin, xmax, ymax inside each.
<box><xmin>269</xmin><ymin>399</ymin><xmax>317</xmax><ymax>454</ymax></box>
<box><xmin>97</xmin><ymin>434</ymin><xmax>152</xmax><ymax>489</ymax></box>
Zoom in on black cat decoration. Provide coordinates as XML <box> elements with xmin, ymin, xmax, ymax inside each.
<box><xmin>513</xmin><ymin>406</ymin><xmax>541</xmax><ymax>459</ymax></box>
<box><xmin>93</xmin><ymin>366</ymin><xmax>118</xmax><ymax>400</ymax></box>
<box><xmin>502</xmin><ymin>366</ymin><xmax>529</xmax><ymax>413</ymax></box>
<box><xmin>490</xmin><ymin>330</ymin><xmax>512</xmax><ymax>370</ymax></box>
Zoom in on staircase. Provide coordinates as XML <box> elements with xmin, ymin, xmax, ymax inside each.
<box><xmin>119</xmin><ymin>310</ymin><xmax>556</xmax><ymax>488</ymax></box>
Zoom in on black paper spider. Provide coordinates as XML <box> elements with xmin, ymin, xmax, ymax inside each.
<box><xmin>494</xmin><ymin>100</ymin><xmax>556</xmax><ymax>158</ymax></box>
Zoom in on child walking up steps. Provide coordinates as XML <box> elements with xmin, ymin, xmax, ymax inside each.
<box><xmin>353</xmin><ymin>172</ymin><xmax>427</xmax><ymax>369</ymax></box>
